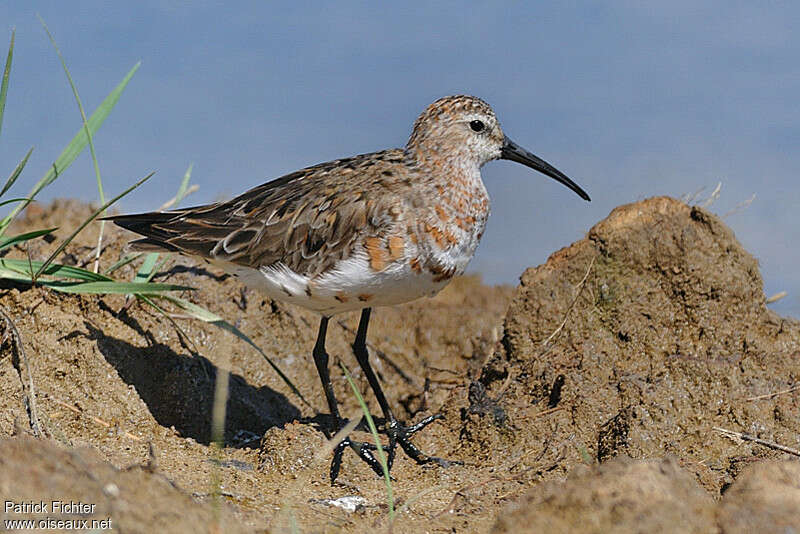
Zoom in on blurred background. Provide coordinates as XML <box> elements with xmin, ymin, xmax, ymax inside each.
<box><xmin>1</xmin><ymin>2</ymin><xmax>797</xmax><ymax>316</ymax></box>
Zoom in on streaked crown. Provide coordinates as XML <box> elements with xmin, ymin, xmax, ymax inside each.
<box><xmin>406</xmin><ymin>95</ymin><xmax>506</xmax><ymax>167</ymax></box>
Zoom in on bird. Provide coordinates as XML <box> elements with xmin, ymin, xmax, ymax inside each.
<box><xmin>107</xmin><ymin>95</ymin><xmax>590</xmax><ymax>483</ymax></box>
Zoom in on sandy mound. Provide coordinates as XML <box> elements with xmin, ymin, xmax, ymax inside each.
<box><xmin>466</xmin><ymin>197</ymin><xmax>800</xmax><ymax>491</ymax></box>
<box><xmin>491</xmin><ymin>456</ymin><xmax>800</xmax><ymax>534</ymax></box>
<box><xmin>717</xmin><ymin>460</ymin><xmax>800</xmax><ymax>533</ymax></box>
<box><xmin>1</xmin><ymin>196</ymin><xmax>798</xmax><ymax>532</ymax></box>
<box><xmin>0</xmin><ymin>436</ymin><xmax>249</xmax><ymax>533</ymax></box>
<box><xmin>491</xmin><ymin>457</ymin><xmax>717</xmax><ymax>534</ymax></box>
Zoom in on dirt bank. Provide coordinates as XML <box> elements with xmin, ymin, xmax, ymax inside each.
<box><xmin>1</xmin><ymin>196</ymin><xmax>797</xmax><ymax>533</ymax></box>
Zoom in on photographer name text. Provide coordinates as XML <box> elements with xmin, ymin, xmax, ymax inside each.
<box><xmin>5</xmin><ymin>500</ymin><xmax>96</xmax><ymax>515</ymax></box>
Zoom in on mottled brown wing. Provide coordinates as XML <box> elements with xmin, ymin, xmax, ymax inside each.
<box><xmin>109</xmin><ymin>149</ymin><xmax>408</xmax><ymax>277</ymax></box>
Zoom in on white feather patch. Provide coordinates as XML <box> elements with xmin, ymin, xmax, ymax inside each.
<box><xmin>212</xmin><ymin>250</ymin><xmax>449</xmax><ymax>316</ymax></box>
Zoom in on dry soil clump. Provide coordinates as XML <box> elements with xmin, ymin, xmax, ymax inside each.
<box><xmin>0</xmin><ymin>196</ymin><xmax>798</xmax><ymax>533</ymax></box>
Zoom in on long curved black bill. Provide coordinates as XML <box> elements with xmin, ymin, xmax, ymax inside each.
<box><xmin>501</xmin><ymin>136</ymin><xmax>590</xmax><ymax>201</ymax></box>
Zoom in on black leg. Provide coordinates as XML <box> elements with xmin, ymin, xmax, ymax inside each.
<box><xmin>312</xmin><ymin>316</ymin><xmax>384</xmax><ymax>483</ymax></box>
<box><xmin>352</xmin><ymin>308</ymin><xmax>450</xmax><ymax>470</ymax></box>
<box><xmin>312</xmin><ymin>317</ymin><xmax>341</xmax><ymax>428</ymax></box>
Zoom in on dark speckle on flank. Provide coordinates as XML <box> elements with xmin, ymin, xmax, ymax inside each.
<box><xmin>383</xmin><ymin>170</ymin><xmax>393</xmax><ymax>176</ymax></box>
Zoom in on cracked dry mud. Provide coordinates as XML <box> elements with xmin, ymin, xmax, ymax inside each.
<box><xmin>1</xmin><ymin>196</ymin><xmax>799</xmax><ymax>533</ymax></box>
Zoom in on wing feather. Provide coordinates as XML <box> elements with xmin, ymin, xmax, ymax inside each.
<box><xmin>107</xmin><ymin>149</ymin><xmax>411</xmax><ymax>276</ymax></box>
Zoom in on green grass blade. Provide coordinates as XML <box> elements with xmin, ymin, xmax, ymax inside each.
<box><xmin>39</xmin><ymin>16</ymin><xmax>105</xmax><ymax>206</ymax></box>
<box><xmin>48</xmin><ymin>281</ymin><xmax>193</xmax><ymax>294</ymax></box>
<box><xmin>0</xmin><ymin>260</ymin><xmax>191</xmax><ymax>294</ymax></box>
<box><xmin>134</xmin><ymin>251</ymin><xmax>169</xmax><ymax>285</ymax></box>
<box><xmin>339</xmin><ymin>361</ymin><xmax>394</xmax><ymax>520</ymax></box>
<box><xmin>1</xmin><ymin>61</ymin><xmax>141</xmax><ymax>228</ymax></box>
<box><xmin>152</xmin><ymin>294</ymin><xmax>311</xmax><ymax>409</ymax></box>
<box><xmin>175</xmin><ymin>163</ymin><xmax>193</xmax><ymax>206</ymax></box>
<box><xmin>104</xmin><ymin>253</ymin><xmax>142</xmax><ymax>275</ymax></box>
<box><xmin>134</xmin><ymin>252</ymin><xmax>159</xmax><ymax>283</ymax></box>
<box><xmin>158</xmin><ymin>163</ymin><xmax>199</xmax><ymax>211</ymax></box>
<box><xmin>0</xmin><ymin>258</ymin><xmax>111</xmax><ymax>281</ymax></box>
<box><xmin>34</xmin><ymin>172</ymin><xmax>153</xmax><ymax>279</ymax></box>
<box><xmin>0</xmin><ymin>198</ymin><xmax>34</xmax><ymax>209</ymax></box>
<box><xmin>287</xmin><ymin>509</ymin><xmax>300</xmax><ymax>534</ymax></box>
<box><xmin>147</xmin><ymin>255</ymin><xmax>170</xmax><ymax>282</ymax></box>
<box><xmin>38</xmin><ymin>261</ymin><xmax>111</xmax><ymax>280</ymax></box>
<box><xmin>159</xmin><ymin>163</ymin><xmax>195</xmax><ymax>210</ymax></box>
<box><xmin>39</xmin><ymin>16</ymin><xmax>111</xmax><ymax>273</ymax></box>
<box><xmin>0</xmin><ymin>227</ymin><xmax>57</xmax><ymax>252</ymax></box>
<box><xmin>1</xmin><ymin>147</ymin><xmax>33</xmax><ymax>200</ymax></box>
<box><xmin>0</xmin><ymin>148</ymin><xmax>34</xmax><ymax>236</ymax></box>
<box><xmin>0</xmin><ymin>29</ymin><xmax>14</xmax><ymax>138</ymax></box>
<box><xmin>0</xmin><ymin>265</ymin><xmax>35</xmax><ymax>282</ymax></box>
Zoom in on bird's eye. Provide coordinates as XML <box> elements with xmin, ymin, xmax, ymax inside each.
<box><xmin>469</xmin><ymin>120</ymin><xmax>485</xmax><ymax>133</ymax></box>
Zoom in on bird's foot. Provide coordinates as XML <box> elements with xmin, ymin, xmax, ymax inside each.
<box><xmin>327</xmin><ymin>414</ymin><xmax>456</xmax><ymax>483</ymax></box>
<box><xmin>385</xmin><ymin>414</ymin><xmax>457</xmax><ymax>470</ymax></box>
<box><xmin>329</xmin><ymin>436</ymin><xmax>388</xmax><ymax>484</ymax></box>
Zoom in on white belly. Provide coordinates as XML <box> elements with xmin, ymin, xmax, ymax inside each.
<box><xmin>217</xmin><ymin>250</ymin><xmax>450</xmax><ymax>316</ymax></box>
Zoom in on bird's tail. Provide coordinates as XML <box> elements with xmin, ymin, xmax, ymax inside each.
<box><xmin>103</xmin><ymin>212</ymin><xmax>183</xmax><ymax>253</ymax></box>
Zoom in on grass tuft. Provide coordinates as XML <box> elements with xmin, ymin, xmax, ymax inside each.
<box><xmin>0</xmin><ymin>60</ymin><xmax>140</xmax><ymax>233</ymax></box>
<box><xmin>0</xmin><ymin>32</ymin><xmax>312</xmax><ymax>527</ymax></box>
